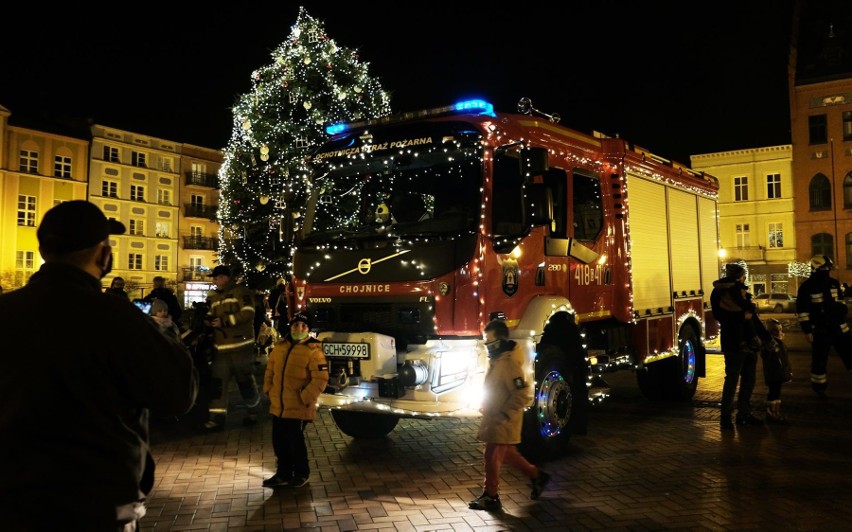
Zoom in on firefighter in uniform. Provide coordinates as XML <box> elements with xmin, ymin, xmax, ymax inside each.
<box><xmin>203</xmin><ymin>265</ymin><xmax>261</xmax><ymax>429</ymax></box>
<box><xmin>796</xmin><ymin>255</ymin><xmax>852</xmax><ymax>396</ymax></box>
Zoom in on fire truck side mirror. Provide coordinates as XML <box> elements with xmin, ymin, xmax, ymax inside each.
<box><xmin>520</xmin><ymin>147</ymin><xmax>549</xmax><ymax>178</ymax></box>
<box><xmin>523</xmin><ymin>183</ymin><xmax>553</xmax><ymax>227</ymax></box>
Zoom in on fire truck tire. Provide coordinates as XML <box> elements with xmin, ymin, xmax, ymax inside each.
<box><xmin>637</xmin><ymin>325</ymin><xmax>700</xmax><ymax>401</ymax></box>
<box><xmin>330</xmin><ymin>410</ymin><xmax>400</xmax><ymax>438</ymax></box>
<box><xmin>518</xmin><ymin>345</ymin><xmax>586</xmax><ymax>462</ymax></box>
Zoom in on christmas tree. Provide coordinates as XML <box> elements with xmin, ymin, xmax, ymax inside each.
<box><xmin>218</xmin><ymin>6</ymin><xmax>392</xmax><ymax>288</ymax></box>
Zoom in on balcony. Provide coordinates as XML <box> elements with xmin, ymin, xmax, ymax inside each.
<box><xmin>185</xmin><ymin>172</ymin><xmax>219</xmax><ymax>188</ymax></box>
<box><xmin>183</xmin><ymin>236</ymin><xmax>219</xmax><ymax>250</ymax></box>
<box><xmin>182</xmin><ymin>266</ymin><xmax>211</xmax><ymax>282</ymax></box>
<box><xmin>728</xmin><ymin>246</ymin><xmax>765</xmax><ymax>262</ymax></box>
<box><xmin>184</xmin><ymin>203</ymin><xmax>218</xmax><ymax>219</ymax></box>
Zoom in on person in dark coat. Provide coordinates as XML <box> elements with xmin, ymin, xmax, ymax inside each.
<box><xmin>0</xmin><ymin>200</ymin><xmax>198</xmax><ymax>530</ymax></box>
<box><xmin>711</xmin><ymin>263</ymin><xmax>768</xmax><ymax>429</ymax></box>
<box><xmin>762</xmin><ymin>318</ymin><xmax>793</xmax><ymax>423</ymax></box>
<box><xmin>146</xmin><ymin>275</ymin><xmax>182</xmax><ymax>326</ymax></box>
<box><xmin>105</xmin><ymin>275</ymin><xmax>129</xmax><ymax>299</ymax></box>
<box><xmin>796</xmin><ymin>255</ymin><xmax>852</xmax><ymax>397</ymax></box>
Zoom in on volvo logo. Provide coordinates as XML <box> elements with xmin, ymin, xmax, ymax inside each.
<box><xmin>308</xmin><ymin>298</ymin><xmax>332</xmax><ymax>303</ymax></box>
<box><xmin>358</xmin><ymin>258</ymin><xmax>372</xmax><ymax>274</ymax></box>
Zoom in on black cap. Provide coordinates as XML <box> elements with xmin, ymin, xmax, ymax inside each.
<box><xmin>37</xmin><ymin>200</ymin><xmax>125</xmax><ymax>254</ymax></box>
<box><xmin>290</xmin><ymin>311</ymin><xmax>311</xmax><ymax>328</ymax></box>
<box><xmin>208</xmin><ymin>265</ymin><xmax>232</xmax><ymax>277</ymax></box>
<box><xmin>724</xmin><ymin>263</ymin><xmax>745</xmax><ymax>279</ymax></box>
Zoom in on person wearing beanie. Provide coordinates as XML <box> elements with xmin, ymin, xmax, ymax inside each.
<box><xmin>796</xmin><ymin>255</ymin><xmax>852</xmax><ymax>397</ymax></box>
<box><xmin>262</xmin><ymin>311</ymin><xmax>329</xmax><ymax>489</ymax></box>
<box><xmin>711</xmin><ymin>263</ymin><xmax>771</xmax><ymax>429</ymax></box>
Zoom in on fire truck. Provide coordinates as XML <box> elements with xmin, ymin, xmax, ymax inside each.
<box><xmin>288</xmin><ymin>98</ymin><xmax>720</xmax><ymax>460</ymax></box>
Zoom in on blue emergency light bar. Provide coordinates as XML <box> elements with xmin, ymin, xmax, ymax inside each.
<box><xmin>325</xmin><ymin>99</ymin><xmax>495</xmax><ymax>135</ymax></box>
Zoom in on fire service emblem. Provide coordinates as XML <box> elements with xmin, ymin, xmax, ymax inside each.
<box><xmin>502</xmin><ymin>258</ymin><xmax>519</xmax><ymax>296</ymax></box>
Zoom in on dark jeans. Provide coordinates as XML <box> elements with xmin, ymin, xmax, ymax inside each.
<box><xmin>271</xmin><ymin>416</ymin><xmax>310</xmax><ymax>479</ymax></box>
<box><xmin>810</xmin><ymin>328</ymin><xmax>852</xmax><ymax>392</ymax></box>
<box><xmin>721</xmin><ymin>346</ymin><xmax>757</xmax><ymax>418</ymax></box>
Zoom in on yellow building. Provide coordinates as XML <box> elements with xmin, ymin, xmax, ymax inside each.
<box><xmin>88</xmin><ymin>125</ymin><xmax>184</xmax><ymax>301</ymax></box>
<box><xmin>0</xmin><ymin>106</ymin><xmax>225</xmax><ymax>311</ymax></box>
<box><xmin>178</xmin><ymin>144</ymin><xmax>223</xmax><ymax>306</ymax></box>
<box><xmin>0</xmin><ymin>105</ymin><xmax>89</xmax><ymax>290</ymax></box>
<box><xmin>691</xmin><ymin>146</ymin><xmax>798</xmax><ymax>295</ymax></box>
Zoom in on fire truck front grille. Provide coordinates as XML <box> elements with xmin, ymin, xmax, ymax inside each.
<box><xmin>309</xmin><ymin>299</ymin><xmax>435</xmax><ymax>344</ymax></box>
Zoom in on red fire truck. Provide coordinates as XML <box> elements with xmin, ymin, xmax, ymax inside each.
<box><xmin>288</xmin><ymin>98</ymin><xmax>720</xmax><ymax>459</ymax></box>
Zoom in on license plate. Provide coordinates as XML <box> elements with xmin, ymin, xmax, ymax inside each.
<box><xmin>323</xmin><ymin>342</ymin><xmax>370</xmax><ymax>359</ymax></box>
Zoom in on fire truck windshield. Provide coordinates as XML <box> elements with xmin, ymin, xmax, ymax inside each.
<box><xmin>303</xmin><ymin>125</ymin><xmax>483</xmax><ymax>244</ymax></box>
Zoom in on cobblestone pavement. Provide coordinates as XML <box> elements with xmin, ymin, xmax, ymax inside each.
<box><xmin>144</xmin><ymin>338</ymin><xmax>852</xmax><ymax>531</ymax></box>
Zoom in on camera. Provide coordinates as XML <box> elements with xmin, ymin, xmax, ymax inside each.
<box><xmin>133</xmin><ymin>298</ymin><xmax>152</xmax><ymax>314</ymax></box>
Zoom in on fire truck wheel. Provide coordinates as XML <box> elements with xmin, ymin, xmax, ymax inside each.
<box><xmin>330</xmin><ymin>410</ymin><xmax>400</xmax><ymax>438</ymax></box>
<box><xmin>637</xmin><ymin>325</ymin><xmax>700</xmax><ymax>401</ymax></box>
<box><xmin>518</xmin><ymin>345</ymin><xmax>586</xmax><ymax>462</ymax></box>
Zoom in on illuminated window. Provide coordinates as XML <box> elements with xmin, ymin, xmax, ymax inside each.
<box><xmin>15</xmin><ymin>250</ymin><xmax>35</xmax><ymax>287</ymax></box>
<box><xmin>768</xmin><ymin>223</ymin><xmax>783</xmax><ymax>248</ymax></box>
<box><xmin>17</xmin><ymin>195</ymin><xmax>36</xmax><ymax>226</ymax></box>
<box><xmin>54</xmin><ymin>155</ymin><xmax>72</xmax><ymax>178</ymax></box>
<box><xmin>156</xmin><ymin>221</ymin><xmax>171</xmax><ymax>238</ymax></box>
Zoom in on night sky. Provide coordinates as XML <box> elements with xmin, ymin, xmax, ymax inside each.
<box><xmin>1</xmin><ymin>1</ymin><xmax>803</xmax><ymax>165</ymax></box>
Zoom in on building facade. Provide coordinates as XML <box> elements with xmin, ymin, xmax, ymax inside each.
<box><xmin>790</xmin><ymin>2</ymin><xmax>852</xmax><ymax>285</ymax></box>
<box><xmin>179</xmin><ymin>144</ymin><xmax>223</xmax><ymax>306</ymax></box>
<box><xmin>0</xmin><ymin>106</ymin><xmax>89</xmax><ymax>290</ymax></box>
<box><xmin>0</xmin><ymin>105</ymin><xmax>223</xmax><ymax>310</ymax></box>
<box><xmin>691</xmin><ymin>146</ymin><xmax>798</xmax><ymax>295</ymax></box>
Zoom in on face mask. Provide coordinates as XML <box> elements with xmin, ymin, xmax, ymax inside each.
<box><xmin>485</xmin><ymin>339</ymin><xmax>503</xmax><ymax>357</ymax></box>
<box><xmin>291</xmin><ymin>330</ymin><xmax>309</xmax><ymax>341</ymax></box>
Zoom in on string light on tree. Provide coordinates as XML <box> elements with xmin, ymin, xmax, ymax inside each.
<box><xmin>217</xmin><ymin>5</ymin><xmax>391</xmax><ymax>288</ymax></box>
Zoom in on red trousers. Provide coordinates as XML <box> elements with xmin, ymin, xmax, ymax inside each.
<box><xmin>483</xmin><ymin>442</ymin><xmax>538</xmax><ymax>496</ymax></box>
